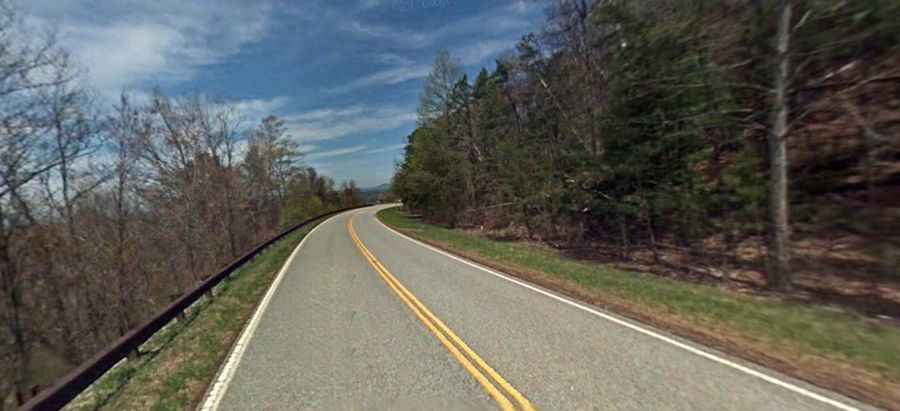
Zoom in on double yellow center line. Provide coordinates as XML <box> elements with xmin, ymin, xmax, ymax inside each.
<box><xmin>347</xmin><ymin>215</ymin><xmax>535</xmax><ymax>411</ymax></box>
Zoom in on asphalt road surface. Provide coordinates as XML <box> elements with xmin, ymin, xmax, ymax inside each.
<box><xmin>203</xmin><ymin>205</ymin><xmax>876</xmax><ymax>411</ymax></box>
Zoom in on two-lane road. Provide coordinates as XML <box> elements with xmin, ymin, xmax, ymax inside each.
<box><xmin>203</xmin><ymin>205</ymin><xmax>875</xmax><ymax>410</ymax></box>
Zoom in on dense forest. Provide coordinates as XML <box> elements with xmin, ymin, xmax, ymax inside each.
<box><xmin>0</xmin><ymin>3</ymin><xmax>362</xmax><ymax>406</ymax></box>
<box><xmin>394</xmin><ymin>0</ymin><xmax>899</xmax><ymax>295</ymax></box>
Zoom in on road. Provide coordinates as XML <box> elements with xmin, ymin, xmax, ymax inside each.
<box><xmin>202</xmin><ymin>205</ymin><xmax>875</xmax><ymax>410</ymax></box>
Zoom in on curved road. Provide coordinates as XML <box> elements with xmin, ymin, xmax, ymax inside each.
<box><xmin>203</xmin><ymin>205</ymin><xmax>875</xmax><ymax>411</ymax></box>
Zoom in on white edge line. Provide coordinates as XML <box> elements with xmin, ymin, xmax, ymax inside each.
<box><xmin>199</xmin><ymin>212</ymin><xmax>345</xmax><ymax>411</ymax></box>
<box><xmin>372</xmin><ymin>207</ymin><xmax>862</xmax><ymax>411</ymax></box>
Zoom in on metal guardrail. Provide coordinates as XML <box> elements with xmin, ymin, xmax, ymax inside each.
<box><xmin>19</xmin><ymin>205</ymin><xmax>370</xmax><ymax>411</ymax></box>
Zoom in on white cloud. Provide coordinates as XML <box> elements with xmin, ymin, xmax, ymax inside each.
<box><xmin>330</xmin><ymin>2</ymin><xmax>541</xmax><ymax>94</ymax></box>
<box><xmin>305</xmin><ymin>145</ymin><xmax>367</xmax><ymax>160</ymax></box>
<box><xmin>372</xmin><ymin>52</ymin><xmax>414</xmax><ymax>66</ymax></box>
<box><xmin>358</xmin><ymin>0</ymin><xmax>384</xmax><ymax>10</ymax></box>
<box><xmin>305</xmin><ymin>143</ymin><xmax>405</xmax><ymax>162</ymax></box>
<box><xmin>65</xmin><ymin>23</ymin><xmax>182</xmax><ymax>93</ymax></box>
<box><xmin>232</xmin><ymin>96</ymin><xmax>291</xmax><ymax>123</ymax></box>
<box><xmin>510</xmin><ymin>0</ymin><xmax>542</xmax><ymax>14</ymax></box>
<box><xmin>285</xmin><ymin>104</ymin><xmax>416</xmax><ymax>142</ymax></box>
<box><xmin>341</xmin><ymin>2</ymin><xmax>537</xmax><ymax>49</ymax></box>
<box><xmin>25</xmin><ymin>0</ymin><xmax>272</xmax><ymax>100</ymax></box>
<box><xmin>456</xmin><ymin>39</ymin><xmax>518</xmax><ymax>65</ymax></box>
<box><xmin>365</xmin><ymin>143</ymin><xmax>406</xmax><ymax>154</ymax></box>
<box><xmin>326</xmin><ymin>64</ymin><xmax>431</xmax><ymax>94</ymax></box>
<box><xmin>290</xmin><ymin>106</ymin><xmax>369</xmax><ymax>122</ymax></box>
<box><xmin>297</xmin><ymin>144</ymin><xmax>318</xmax><ymax>154</ymax></box>
<box><xmin>341</xmin><ymin>20</ymin><xmax>430</xmax><ymax>48</ymax></box>
<box><xmin>327</xmin><ymin>38</ymin><xmax>515</xmax><ymax>94</ymax></box>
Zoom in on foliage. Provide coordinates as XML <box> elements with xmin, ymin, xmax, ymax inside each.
<box><xmin>393</xmin><ymin>0</ymin><xmax>900</xmax><ymax>280</ymax></box>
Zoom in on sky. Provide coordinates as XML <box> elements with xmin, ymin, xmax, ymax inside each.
<box><xmin>22</xmin><ymin>0</ymin><xmax>548</xmax><ymax>188</ymax></box>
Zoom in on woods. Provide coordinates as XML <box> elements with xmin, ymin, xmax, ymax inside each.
<box><xmin>2</xmin><ymin>0</ymin><xmax>899</xmax><ymax>407</ymax></box>
<box><xmin>0</xmin><ymin>3</ymin><xmax>362</xmax><ymax>406</ymax></box>
<box><xmin>394</xmin><ymin>0</ymin><xmax>900</xmax><ymax>292</ymax></box>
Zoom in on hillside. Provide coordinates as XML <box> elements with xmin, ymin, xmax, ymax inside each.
<box><xmin>391</xmin><ymin>2</ymin><xmax>900</xmax><ymax>314</ymax></box>
<box><xmin>360</xmin><ymin>183</ymin><xmax>392</xmax><ymax>203</ymax></box>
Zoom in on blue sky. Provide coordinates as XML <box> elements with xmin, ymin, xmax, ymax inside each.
<box><xmin>23</xmin><ymin>0</ymin><xmax>547</xmax><ymax>187</ymax></box>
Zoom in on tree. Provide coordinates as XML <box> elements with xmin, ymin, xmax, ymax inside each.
<box><xmin>340</xmin><ymin>180</ymin><xmax>363</xmax><ymax>208</ymax></box>
<box><xmin>0</xmin><ymin>0</ymin><xmax>90</xmax><ymax>402</ymax></box>
<box><xmin>418</xmin><ymin>50</ymin><xmax>463</xmax><ymax>126</ymax></box>
<box><xmin>393</xmin><ymin>0</ymin><xmax>899</xmax><ymax>290</ymax></box>
<box><xmin>0</xmin><ymin>7</ymin><xmax>355</xmax><ymax>398</ymax></box>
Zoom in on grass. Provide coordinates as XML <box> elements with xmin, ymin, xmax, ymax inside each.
<box><xmin>65</xmin><ymin>222</ymin><xmax>318</xmax><ymax>411</ymax></box>
<box><xmin>378</xmin><ymin>206</ymin><xmax>900</xmax><ymax>409</ymax></box>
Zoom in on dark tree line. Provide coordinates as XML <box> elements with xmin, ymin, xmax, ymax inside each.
<box><xmin>394</xmin><ymin>0</ymin><xmax>900</xmax><ymax>289</ymax></box>
<box><xmin>0</xmin><ymin>2</ymin><xmax>362</xmax><ymax>406</ymax></box>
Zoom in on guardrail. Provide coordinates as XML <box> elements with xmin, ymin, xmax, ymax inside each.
<box><xmin>19</xmin><ymin>205</ymin><xmax>370</xmax><ymax>411</ymax></box>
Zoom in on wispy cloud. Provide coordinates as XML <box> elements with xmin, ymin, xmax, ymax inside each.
<box><xmin>457</xmin><ymin>39</ymin><xmax>517</xmax><ymax>65</ymax></box>
<box><xmin>305</xmin><ymin>145</ymin><xmax>368</xmax><ymax>160</ymax></box>
<box><xmin>326</xmin><ymin>38</ymin><xmax>514</xmax><ymax>94</ymax></box>
<box><xmin>365</xmin><ymin>143</ymin><xmax>406</xmax><ymax>154</ymax></box>
<box><xmin>371</xmin><ymin>52</ymin><xmax>413</xmax><ymax>66</ymax></box>
<box><xmin>290</xmin><ymin>106</ymin><xmax>369</xmax><ymax>122</ymax></box>
<box><xmin>296</xmin><ymin>144</ymin><xmax>319</xmax><ymax>154</ymax></box>
<box><xmin>284</xmin><ymin>104</ymin><xmax>416</xmax><ymax>142</ymax></box>
<box><xmin>25</xmin><ymin>0</ymin><xmax>272</xmax><ymax>100</ymax></box>
<box><xmin>357</xmin><ymin>0</ymin><xmax>384</xmax><ymax>11</ymax></box>
<box><xmin>340</xmin><ymin>2</ymin><xmax>537</xmax><ymax>49</ymax></box>
<box><xmin>232</xmin><ymin>96</ymin><xmax>291</xmax><ymax>123</ymax></box>
<box><xmin>326</xmin><ymin>64</ymin><xmax>431</xmax><ymax>94</ymax></box>
<box><xmin>329</xmin><ymin>2</ymin><xmax>541</xmax><ymax>94</ymax></box>
<box><xmin>341</xmin><ymin>20</ymin><xmax>431</xmax><ymax>48</ymax></box>
<box><xmin>305</xmin><ymin>143</ymin><xmax>405</xmax><ymax>161</ymax></box>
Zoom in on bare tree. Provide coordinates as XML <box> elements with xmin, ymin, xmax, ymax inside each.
<box><xmin>0</xmin><ymin>0</ymin><xmax>88</xmax><ymax>402</ymax></box>
<box><xmin>0</xmin><ymin>3</ymin><xmax>366</xmax><ymax>401</ymax></box>
<box><xmin>418</xmin><ymin>50</ymin><xmax>463</xmax><ymax>126</ymax></box>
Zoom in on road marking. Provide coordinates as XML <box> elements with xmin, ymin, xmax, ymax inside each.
<box><xmin>200</xmin><ymin>213</ymin><xmax>344</xmax><ymax>411</ymax></box>
<box><xmin>348</xmin><ymin>215</ymin><xmax>535</xmax><ymax>411</ymax></box>
<box><xmin>372</xmin><ymin>207</ymin><xmax>863</xmax><ymax>411</ymax></box>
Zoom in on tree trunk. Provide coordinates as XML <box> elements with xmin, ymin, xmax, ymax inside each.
<box><xmin>767</xmin><ymin>0</ymin><xmax>792</xmax><ymax>290</ymax></box>
<box><xmin>1</xmin><ymin>236</ymin><xmax>31</xmax><ymax>405</ymax></box>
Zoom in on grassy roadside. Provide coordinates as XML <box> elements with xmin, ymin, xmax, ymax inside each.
<box><xmin>378</xmin><ymin>206</ymin><xmax>900</xmax><ymax>409</ymax></box>
<box><xmin>65</xmin><ymin>221</ymin><xmax>320</xmax><ymax>411</ymax></box>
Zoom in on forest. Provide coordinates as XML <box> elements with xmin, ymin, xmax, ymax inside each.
<box><xmin>0</xmin><ymin>3</ymin><xmax>363</xmax><ymax>406</ymax></box>
<box><xmin>394</xmin><ymin>0</ymin><xmax>899</xmax><ymax>300</ymax></box>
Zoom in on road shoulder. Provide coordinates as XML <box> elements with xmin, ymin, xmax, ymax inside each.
<box><xmin>376</xmin><ymin>205</ymin><xmax>893</xmax><ymax>410</ymax></box>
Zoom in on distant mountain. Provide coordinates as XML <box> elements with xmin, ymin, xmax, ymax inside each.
<box><xmin>361</xmin><ymin>183</ymin><xmax>391</xmax><ymax>193</ymax></box>
<box><xmin>360</xmin><ymin>183</ymin><xmax>392</xmax><ymax>203</ymax></box>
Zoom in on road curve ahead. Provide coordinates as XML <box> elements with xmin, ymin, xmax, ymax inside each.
<box><xmin>204</xmin><ymin>205</ymin><xmax>876</xmax><ymax>411</ymax></box>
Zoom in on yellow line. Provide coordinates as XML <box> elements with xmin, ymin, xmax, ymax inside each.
<box><xmin>347</xmin><ymin>215</ymin><xmax>535</xmax><ymax>411</ymax></box>
<box><xmin>347</xmin><ymin>217</ymin><xmax>514</xmax><ymax>410</ymax></box>
<box><xmin>359</xmin><ymin>234</ymin><xmax>536</xmax><ymax>411</ymax></box>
